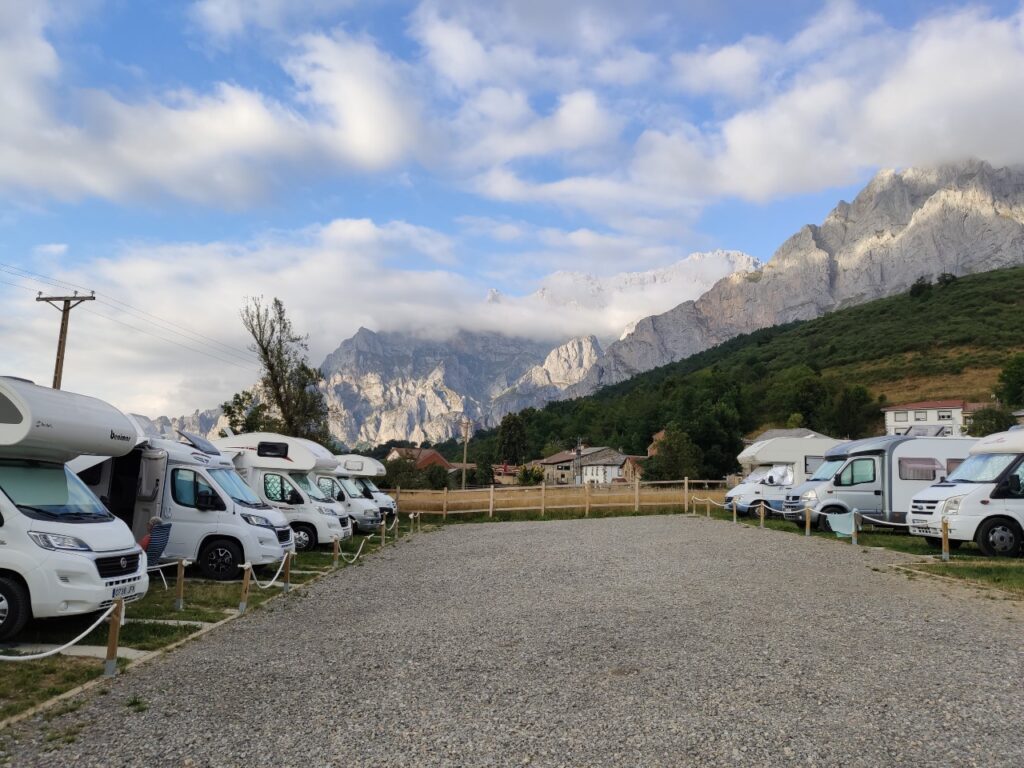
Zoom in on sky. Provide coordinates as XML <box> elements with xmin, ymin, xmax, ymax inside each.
<box><xmin>2</xmin><ymin>0</ymin><xmax>1024</xmax><ymax>416</ymax></box>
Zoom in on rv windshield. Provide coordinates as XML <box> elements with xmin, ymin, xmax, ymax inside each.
<box><xmin>289</xmin><ymin>472</ymin><xmax>330</xmax><ymax>502</ymax></box>
<box><xmin>209</xmin><ymin>468</ymin><xmax>264</xmax><ymax>507</ymax></box>
<box><xmin>361</xmin><ymin>478</ymin><xmax>381</xmax><ymax>494</ymax></box>
<box><xmin>339</xmin><ymin>477</ymin><xmax>364</xmax><ymax>499</ymax></box>
<box><xmin>0</xmin><ymin>460</ymin><xmax>112</xmax><ymax>521</ymax></box>
<box><xmin>744</xmin><ymin>469</ymin><xmax>768</xmax><ymax>484</ymax></box>
<box><xmin>948</xmin><ymin>453</ymin><xmax>1018</xmax><ymax>483</ymax></box>
<box><xmin>810</xmin><ymin>459</ymin><xmax>845</xmax><ymax>482</ymax></box>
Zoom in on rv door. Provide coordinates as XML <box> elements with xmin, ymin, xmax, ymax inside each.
<box><xmin>134</xmin><ymin>448</ymin><xmax>168</xmax><ymax>539</ymax></box>
<box><xmin>834</xmin><ymin>456</ymin><xmax>883</xmax><ymax>517</ymax></box>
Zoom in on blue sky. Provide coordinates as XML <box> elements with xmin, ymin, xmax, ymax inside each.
<box><xmin>2</xmin><ymin>0</ymin><xmax>1024</xmax><ymax>414</ymax></box>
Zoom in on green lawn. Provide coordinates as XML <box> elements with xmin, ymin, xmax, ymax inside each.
<box><xmin>0</xmin><ymin>656</ymin><xmax>106</xmax><ymax>721</ymax></box>
<box><xmin>913</xmin><ymin>561</ymin><xmax>1024</xmax><ymax>597</ymax></box>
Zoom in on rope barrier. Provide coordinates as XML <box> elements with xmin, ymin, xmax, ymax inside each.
<box><xmin>243</xmin><ymin>553</ymin><xmax>290</xmax><ymax>590</ymax></box>
<box><xmin>337</xmin><ymin>537</ymin><xmax>367</xmax><ymax>564</ymax></box>
<box><xmin>0</xmin><ymin>603</ymin><xmax>117</xmax><ymax>662</ymax></box>
<box><xmin>859</xmin><ymin>515</ymin><xmax>912</xmax><ymax>528</ymax></box>
<box><xmin>691</xmin><ymin>496</ymin><xmax>731</xmax><ymax>509</ymax></box>
<box><xmin>386</xmin><ymin>514</ymin><xmax>399</xmax><ymax>532</ymax></box>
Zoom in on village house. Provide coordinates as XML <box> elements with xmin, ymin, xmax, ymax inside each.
<box><xmin>882</xmin><ymin>400</ymin><xmax>987</xmax><ymax>437</ymax></box>
<box><xmin>384</xmin><ymin>446</ymin><xmax>453</xmax><ymax>470</ymax></box>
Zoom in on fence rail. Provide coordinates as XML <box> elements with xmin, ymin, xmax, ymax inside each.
<box><xmin>386</xmin><ymin>479</ymin><xmax>728</xmax><ymax>519</ymax></box>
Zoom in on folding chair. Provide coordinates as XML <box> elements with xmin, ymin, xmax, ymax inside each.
<box><xmin>145</xmin><ymin>522</ymin><xmax>173</xmax><ymax>589</ymax></box>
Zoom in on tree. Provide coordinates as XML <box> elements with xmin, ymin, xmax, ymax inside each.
<box><xmin>937</xmin><ymin>272</ymin><xmax>958</xmax><ymax>287</ymax></box>
<box><xmin>997</xmin><ymin>353</ymin><xmax>1024</xmax><ymax>409</ymax></box>
<box><xmin>476</xmin><ymin>457</ymin><xmax>495</xmax><ymax>486</ymax></box>
<box><xmin>234</xmin><ymin>296</ymin><xmax>331</xmax><ymax>443</ymax></box>
<box><xmin>516</xmin><ymin>465</ymin><xmax>544</xmax><ymax>485</ymax></box>
<box><xmin>384</xmin><ymin>458</ymin><xmax>421</xmax><ymax>490</ymax></box>
<box><xmin>967</xmin><ymin>407</ymin><xmax>1017</xmax><ymax>437</ymax></box>
<box><xmin>220</xmin><ymin>390</ymin><xmax>274</xmax><ymax>435</ymax></box>
<box><xmin>496</xmin><ymin>412</ymin><xmax>528</xmax><ymax>465</ymax></box>
<box><xmin>424</xmin><ymin>464</ymin><xmax>450</xmax><ymax>490</ymax></box>
<box><xmin>642</xmin><ymin>423</ymin><xmax>704</xmax><ymax>481</ymax></box>
<box><xmin>909</xmin><ymin>276</ymin><xmax>933</xmax><ymax>299</ymax></box>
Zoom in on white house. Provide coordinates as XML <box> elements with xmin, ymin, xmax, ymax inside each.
<box><xmin>882</xmin><ymin>400</ymin><xmax>986</xmax><ymax>437</ymax></box>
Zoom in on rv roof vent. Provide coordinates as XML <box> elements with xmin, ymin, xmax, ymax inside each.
<box><xmin>177</xmin><ymin>430</ymin><xmax>221</xmax><ymax>456</ymax></box>
<box><xmin>257</xmin><ymin>441</ymin><xmax>289</xmax><ymax>459</ymax></box>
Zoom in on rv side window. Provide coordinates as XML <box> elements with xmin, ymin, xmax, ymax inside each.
<box><xmin>264</xmin><ymin>474</ymin><xmax>287</xmax><ymax>503</ymax></box>
<box><xmin>317</xmin><ymin>477</ymin><xmax>338</xmax><ymax>499</ymax></box>
<box><xmin>898</xmin><ymin>458</ymin><xmax>942</xmax><ymax>481</ymax></box>
<box><xmin>172</xmin><ymin>469</ymin><xmax>216</xmax><ymax>508</ymax></box>
<box><xmin>804</xmin><ymin>456</ymin><xmax>824</xmax><ymax>475</ymax></box>
<box><xmin>839</xmin><ymin>458</ymin><xmax>875</xmax><ymax>485</ymax></box>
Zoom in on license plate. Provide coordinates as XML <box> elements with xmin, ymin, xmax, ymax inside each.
<box><xmin>912</xmin><ymin>519</ymin><xmax>928</xmax><ymax>524</ymax></box>
<box><xmin>112</xmin><ymin>584</ymin><xmax>137</xmax><ymax>599</ymax></box>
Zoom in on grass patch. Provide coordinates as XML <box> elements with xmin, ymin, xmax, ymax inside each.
<box><xmin>11</xmin><ymin>617</ymin><xmax>200</xmax><ymax>653</ymax></box>
<box><xmin>127</xmin><ymin>579</ymin><xmax>275</xmax><ymax>623</ymax></box>
<box><xmin>914</xmin><ymin>561</ymin><xmax>1024</xmax><ymax>596</ymax></box>
<box><xmin>0</xmin><ymin>655</ymin><xmax>104</xmax><ymax>720</ymax></box>
<box><xmin>125</xmin><ymin>695</ymin><xmax>148</xmax><ymax>713</ymax></box>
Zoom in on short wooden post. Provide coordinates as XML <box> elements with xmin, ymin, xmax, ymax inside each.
<box><xmin>759</xmin><ymin>503</ymin><xmax>765</xmax><ymax>529</ymax></box>
<box><xmin>395</xmin><ymin>514</ymin><xmax>401</xmax><ymax>540</ymax></box>
<box><xmin>333</xmin><ymin>536</ymin><xmax>340</xmax><ymax>568</ymax></box>
<box><xmin>540</xmin><ymin>482</ymin><xmax>546</xmax><ymax>517</ymax></box>
<box><xmin>941</xmin><ymin>517</ymin><xmax>950</xmax><ymax>562</ymax></box>
<box><xmin>732</xmin><ymin>499</ymin><xmax>737</xmax><ymax>524</ymax></box>
<box><xmin>104</xmin><ymin>598</ymin><xmax>124</xmax><ymax>677</ymax></box>
<box><xmin>852</xmin><ymin>511</ymin><xmax>860</xmax><ymax>546</ymax></box>
<box><xmin>683</xmin><ymin>477</ymin><xmax>689</xmax><ymax>513</ymax></box>
<box><xmin>584</xmin><ymin>483</ymin><xmax>591</xmax><ymax>517</ymax></box>
<box><xmin>238</xmin><ymin>565</ymin><xmax>252</xmax><ymax>614</ymax></box>
<box><xmin>395</xmin><ymin>485</ymin><xmax>401</xmax><ymax>509</ymax></box>
<box><xmin>174</xmin><ymin>559</ymin><xmax>186</xmax><ymax>611</ymax></box>
<box><xmin>283</xmin><ymin>551</ymin><xmax>292</xmax><ymax>593</ymax></box>
<box><xmin>705</xmin><ymin>500</ymin><xmax>710</xmax><ymax>518</ymax></box>
<box><xmin>489</xmin><ymin>484</ymin><xmax>495</xmax><ymax>518</ymax></box>
<box><xmin>633</xmin><ymin>477</ymin><xmax>640</xmax><ymax>513</ymax></box>
<box><xmin>442</xmin><ymin>487</ymin><xmax>448</xmax><ymax>521</ymax></box>
<box><xmin>805</xmin><ymin>506</ymin><xmax>811</xmax><ymax>537</ymax></box>
<box><xmin>380</xmin><ymin>519</ymin><xmax>386</xmax><ymax>546</ymax></box>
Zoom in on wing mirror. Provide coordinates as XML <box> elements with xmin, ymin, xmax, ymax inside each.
<box><xmin>287</xmin><ymin>489</ymin><xmax>303</xmax><ymax>505</ymax></box>
<box><xmin>196</xmin><ymin>490</ymin><xmax>225</xmax><ymax>511</ymax></box>
<box><xmin>1009</xmin><ymin>475</ymin><xmax>1023</xmax><ymax>496</ymax></box>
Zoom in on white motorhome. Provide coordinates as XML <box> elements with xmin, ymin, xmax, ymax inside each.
<box><xmin>212</xmin><ymin>433</ymin><xmax>350</xmax><ymax>551</ymax></box>
<box><xmin>909</xmin><ymin>430</ymin><xmax>1024</xmax><ymax>556</ymax></box>
<box><xmin>0</xmin><ymin>377</ymin><xmax>148</xmax><ymax>640</ymax></box>
<box><xmin>335</xmin><ymin>454</ymin><xmax>395</xmax><ymax>524</ymax></box>
<box><xmin>724</xmin><ymin>436</ymin><xmax>843</xmax><ymax>516</ymax></box>
<box><xmin>781</xmin><ymin>435</ymin><xmax>975</xmax><ymax>529</ymax></box>
<box><xmin>74</xmin><ymin>417</ymin><xmax>293</xmax><ymax>580</ymax></box>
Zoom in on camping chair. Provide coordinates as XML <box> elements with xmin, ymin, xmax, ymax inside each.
<box><xmin>145</xmin><ymin>522</ymin><xmax>173</xmax><ymax>589</ymax></box>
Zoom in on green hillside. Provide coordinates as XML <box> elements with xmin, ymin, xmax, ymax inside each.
<box><xmin>433</xmin><ymin>267</ymin><xmax>1024</xmax><ymax>478</ymax></box>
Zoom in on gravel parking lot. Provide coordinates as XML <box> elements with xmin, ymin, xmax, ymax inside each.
<box><xmin>3</xmin><ymin>516</ymin><xmax>1024</xmax><ymax>767</ymax></box>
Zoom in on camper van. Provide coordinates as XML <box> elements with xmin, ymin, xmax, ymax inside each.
<box><xmin>212</xmin><ymin>433</ymin><xmax>350</xmax><ymax>552</ymax></box>
<box><xmin>335</xmin><ymin>454</ymin><xmax>396</xmax><ymax>524</ymax></box>
<box><xmin>306</xmin><ymin>451</ymin><xmax>381</xmax><ymax>534</ymax></box>
<box><xmin>909</xmin><ymin>430</ymin><xmax>1024</xmax><ymax>556</ymax></box>
<box><xmin>724</xmin><ymin>436</ymin><xmax>843</xmax><ymax>516</ymax></box>
<box><xmin>782</xmin><ymin>435</ymin><xmax>975</xmax><ymax>529</ymax></box>
<box><xmin>74</xmin><ymin>417</ymin><xmax>293</xmax><ymax>581</ymax></box>
<box><xmin>0</xmin><ymin>377</ymin><xmax>148</xmax><ymax>640</ymax></box>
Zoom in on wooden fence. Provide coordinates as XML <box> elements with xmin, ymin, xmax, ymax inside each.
<box><xmin>385</xmin><ymin>479</ymin><xmax>728</xmax><ymax>519</ymax></box>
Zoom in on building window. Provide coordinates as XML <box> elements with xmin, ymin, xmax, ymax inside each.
<box><xmin>937</xmin><ymin>410</ymin><xmax>953</xmax><ymax>421</ymax></box>
<box><xmin>893</xmin><ymin>411</ymin><xmax>908</xmax><ymax>423</ymax></box>
<box><xmin>914</xmin><ymin>411</ymin><xmax>928</xmax><ymax>421</ymax></box>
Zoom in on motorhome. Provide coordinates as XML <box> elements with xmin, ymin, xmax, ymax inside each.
<box><xmin>0</xmin><ymin>377</ymin><xmax>148</xmax><ymax>640</ymax></box>
<box><xmin>781</xmin><ymin>435</ymin><xmax>975</xmax><ymax>529</ymax></box>
<box><xmin>724</xmin><ymin>436</ymin><xmax>843</xmax><ymax>516</ymax></box>
<box><xmin>212</xmin><ymin>433</ymin><xmax>351</xmax><ymax>552</ymax></box>
<box><xmin>335</xmin><ymin>454</ymin><xmax>396</xmax><ymax>524</ymax></box>
<box><xmin>73</xmin><ymin>416</ymin><xmax>293</xmax><ymax>580</ymax></box>
<box><xmin>908</xmin><ymin>430</ymin><xmax>1024</xmax><ymax>556</ymax></box>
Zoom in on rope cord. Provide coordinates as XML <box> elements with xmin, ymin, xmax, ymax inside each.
<box><xmin>337</xmin><ymin>537</ymin><xmax>367</xmax><ymax>564</ymax></box>
<box><xmin>243</xmin><ymin>554</ymin><xmax>290</xmax><ymax>590</ymax></box>
<box><xmin>0</xmin><ymin>603</ymin><xmax>117</xmax><ymax>662</ymax></box>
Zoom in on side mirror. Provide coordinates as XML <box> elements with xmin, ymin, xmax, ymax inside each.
<box><xmin>287</xmin><ymin>489</ymin><xmax>303</xmax><ymax>505</ymax></box>
<box><xmin>196</xmin><ymin>490</ymin><xmax>224</xmax><ymax>511</ymax></box>
<box><xmin>1009</xmin><ymin>475</ymin><xmax>1022</xmax><ymax>496</ymax></box>
<box><xmin>766</xmin><ymin>476</ymin><xmax>775</xmax><ymax>485</ymax></box>
<box><xmin>335</xmin><ymin>492</ymin><xmax>345</xmax><ymax>503</ymax></box>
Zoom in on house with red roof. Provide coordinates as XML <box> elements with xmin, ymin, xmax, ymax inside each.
<box><xmin>882</xmin><ymin>399</ymin><xmax>988</xmax><ymax>437</ymax></box>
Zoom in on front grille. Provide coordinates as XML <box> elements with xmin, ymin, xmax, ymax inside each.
<box><xmin>911</xmin><ymin>500</ymin><xmax>939</xmax><ymax>514</ymax></box>
<box><xmin>276</xmin><ymin>527</ymin><xmax>292</xmax><ymax>544</ymax></box>
<box><xmin>95</xmin><ymin>553</ymin><xmax>140</xmax><ymax>578</ymax></box>
<box><xmin>784</xmin><ymin>497</ymin><xmax>802</xmax><ymax>512</ymax></box>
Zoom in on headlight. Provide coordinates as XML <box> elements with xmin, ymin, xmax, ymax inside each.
<box><xmin>240</xmin><ymin>513</ymin><xmax>272</xmax><ymax>528</ymax></box>
<box><xmin>942</xmin><ymin>496</ymin><xmax>965</xmax><ymax>516</ymax></box>
<box><xmin>317</xmin><ymin>506</ymin><xmax>335</xmax><ymax>516</ymax></box>
<box><xmin>801</xmin><ymin>490</ymin><xmax>818</xmax><ymax>504</ymax></box>
<box><xmin>28</xmin><ymin>532</ymin><xmax>91</xmax><ymax>551</ymax></box>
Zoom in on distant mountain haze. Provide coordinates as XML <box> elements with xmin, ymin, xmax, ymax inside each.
<box><xmin>162</xmin><ymin>160</ymin><xmax>1024</xmax><ymax>447</ymax></box>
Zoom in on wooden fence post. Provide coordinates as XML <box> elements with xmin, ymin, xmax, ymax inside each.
<box><xmin>104</xmin><ymin>598</ymin><xmax>124</xmax><ymax>677</ymax></box>
<box><xmin>238</xmin><ymin>566</ymin><xmax>252</xmax><ymax>614</ymax></box>
<box><xmin>174</xmin><ymin>559</ymin><xmax>186</xmax><ymax>611</ymax></box>
<box><xmin>759</xmin><ymin>503</ymin><xmax>765</xmax><ymax>529</ymax></box>
<box><xmin>380</xmin><ymin>519</ymin><xmax>386</xmax><ymax>546</ymax></box>
<box><xmin>584</xmin><ymin>483</ymin><xmax>590</xmax><ymax>517</ymax></box>
<box><xmin>333</xmin><ymin>537</ymin><xmax>340</xmax><ymax>568</ymax></box>
<box><xmin>540</xmin><ymin>482</ymin><xmax>546</xmax><ymax>517</ymax></box>
<box><xmin>732</xmin><ymin>499</ymin><xmax>737</xmax><ymax>524</ymax></box>
<box><xmin>442</xmin><ymin>487</ymin><xmax>448</xmax><ymax>521</ymax></box>
<box><xmin>852</xmin><ymin>511</ymin><xmax>860</xmax><ymax>546</ymax></box>
<box><xmin>489</xmin><ymin>485</ymin><xmax>495</xmax><ymax>518</ymax></box>
<box><xmin>633</xmin><ymin>477</ymin><xmax>640</xmax><ymax>513</ymax></box>
<box><xmin>683</xmin><ymin>477</ymin><xmax>689</xmax><ymax>514</ymax></box>
<box><xmin>283</xmin><ymin>551</ymin><xmax>292</xmax><ymax>593</ymax></box>
<box><xmin>706</xmin><ymin>500</ymin><xmax>710</xmax><ymax>518</ymax></box>
<box><xmin>941</xmin><ymin>517</ymin><xmax>950</xmax><ymax>562</ymax></box>
<box><xmin>805</xmin><ymin>506</ymin><xmax>811</xmax><ymax>537</ymax></box>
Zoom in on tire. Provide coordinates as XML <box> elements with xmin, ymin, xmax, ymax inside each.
<box><xmin>925</xmin><ymin>537</ymin><xmax>963</xmax><ymax>551</ymax></box>
<box><xmin>817</xmin><ymin>509</ymin><xmax>839</xmax><ymax>532</ymax></box>
<box><xmin>976</xmin><ymin>518</ymin><xmax>1023</xmax><ymax>558</ymax></box>
<box><xmin>0</xmin><ymin>576</ymin><xmax>30</xmax><ymax>641</ymax></box>
<box><xmin>292</xmin><ymin>524</ymin><xmax>318</xmax><ymax>552</ymax></box>
<box><xmin>198</xmin><ymin>539</ymin><xmax>244</xmax><ymax>580</ymax></box>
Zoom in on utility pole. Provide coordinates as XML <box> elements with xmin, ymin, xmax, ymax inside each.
<box><xmin>36</xmin><ymin>291</ymin><xmax>95</xmax><ymax>389</ymax></box>
<box><xmin>460</xmin><ymin>415</ymin><xmax>472</xmax><ymax>490</ymax></box>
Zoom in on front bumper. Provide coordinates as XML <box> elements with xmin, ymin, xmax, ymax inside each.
<box><xmin>28</xmin><ymin>548</ymin><xmax>149</xmax><ymax>619</ymax></box>
<box><xmin>908</xmin><ymin>514</ymin><xmax>980</xmax><ymax>542</ymax></box>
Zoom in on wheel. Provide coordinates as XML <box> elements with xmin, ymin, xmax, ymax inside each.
<box><xmin>291</xmin><ymin>524</ymin><xmax>317</xmax><ymax>552</ymax></box>
<box><xmin>198</xmin><ymin>539</ymin><xmax>244</xmax><ymax>580</ymax></box>
<box><xmin>0</xmin><ymin>576</ymin><xmax>30</xmax><ymax>641</ymax></box>
<box><xmin>925</xmin><ymin>537</ymin><xmax>963</xmax><ymax>551</ymax></box>
<box><xmin>976</xmin><ymin>518</ymin><xmax>1023</xmax><ymax>558</ymax></box>
<box><xmin>817</xmin><ymin>510</ymin><xmax>836</xmax><ymax>532</ymax></box>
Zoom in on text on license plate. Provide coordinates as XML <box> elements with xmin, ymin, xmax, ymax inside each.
<box><xmin>112</xmin><ymin>584</ymin><xmax>136</xmax><ymax>599</ymax></box>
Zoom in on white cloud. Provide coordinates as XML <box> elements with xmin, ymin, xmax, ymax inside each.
<box><xmin>33</xmin><ymin>243</ymin><xmax>67</xmax><ymax>257</ymax></box>
<box><xmin>188</xmin><ymin>0</ymin><xmax>358</xmax><ymax>41</ymax></box>
<box><xmin>594</xmin><ymin>48</ymin><xmax>657</xmax><ymax>85</ymax></box>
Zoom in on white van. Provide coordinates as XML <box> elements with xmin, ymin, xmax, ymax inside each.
<box><xmin>0</xmin><ymin>377</ymin><xmax>148</xmax><ymax>640</ymax></box>
<box><xmin>212</xmin><ymin>433</ymin><xmax>351</xmax><ymax>552</ymax></box>
<box><xmin>74</xmin><ymin>416</ymin><xmax>293</xmax><ymax>580</ymax></box>
<box><xmin>335</xmin><ymin>454</ymin><xmax>395</xmax><ymax>524</ymax></box>
<box><xmin>725</xmin><ymin>436</ymin><xmax>843</xmax><ymax>516</ymax></box>
<box><xmin>909</xmin><ymin>430</ymin><xmax>1024</xmax><ymax>556</ymax></box>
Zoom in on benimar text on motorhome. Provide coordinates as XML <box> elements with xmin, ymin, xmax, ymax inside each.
<box><xmin>73</xmin><ymin>416</ymin><xmax>293</xmax><ymax>581</ymax></box>
<box><xmin>0</xmin><ymin>377</ymin><xmax>148</xmax><ymax>640</ymax></box>
<box><xmin>782</xmin><ymin>435</ymin><xmax>976</xmax><ymax>529</ymax></box>
<box><xmin>909</xmin><ymin>429</ymin><xmax>1024</xmax><ymax>556</ymax></box>
<box><xmin>724</xmin><ymin>435</ymin><xmax>843</xmax><ymax>516</ymax></box>
<box><xmin>335</xmin><ymin>454</ymin><xmax>395</xmax><ymax>524</ymax></box>
<box><xmin>212</xmin><ymin>433</ymin><xmax>350</xmax><ymax>551</ymax></box>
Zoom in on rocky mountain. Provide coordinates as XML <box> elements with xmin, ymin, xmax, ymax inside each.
<box><xmin>570</xmin><ymin>160</ymin><xmax>1024</xmax><ymax>394</ymax></box>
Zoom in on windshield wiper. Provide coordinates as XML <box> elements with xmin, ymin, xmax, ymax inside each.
<box><xmin>17</xmin><ymin>504</ymin><xmax>61</xmax><ymax>518</ymax></box>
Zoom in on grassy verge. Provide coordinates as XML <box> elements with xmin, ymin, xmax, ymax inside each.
<box><xmin>0</xmin><ymin>656</ymin><xmax>107</xmax><ymax>721</ymax></box>
<box><xmin>912</xmin><ymin>561</ymin><xmax>1024</xmax><ymax>597</ymax></box>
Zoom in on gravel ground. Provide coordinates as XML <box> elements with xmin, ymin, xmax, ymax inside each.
<box><xmin>3</xmin><ymin>516</ymin><xmax>1024</xmax><ymax>767</ymax></box>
